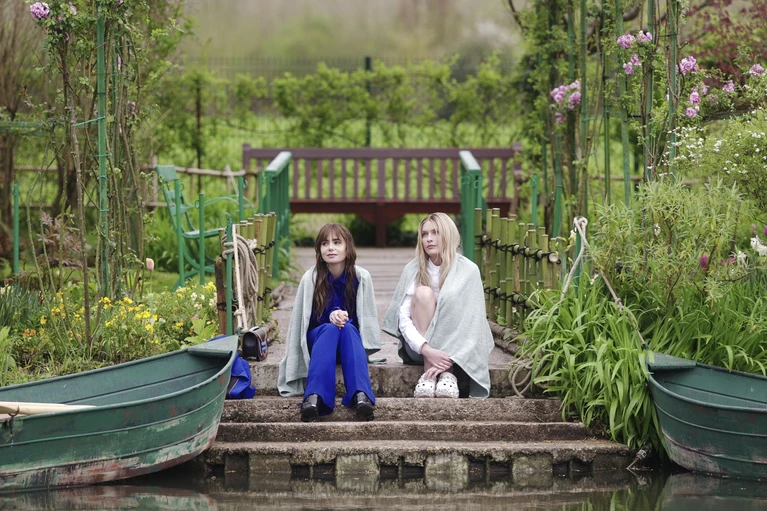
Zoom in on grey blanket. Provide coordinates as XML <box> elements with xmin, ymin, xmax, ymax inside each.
<box><xmin>277</xmin><ymin>265</ymin><xmax>381</xmax><ymax>397</ymax></box>
<box><xmin>382</xmin><ymin>255</ymin><xmax>494</xmax><ymax>397</ymax></box>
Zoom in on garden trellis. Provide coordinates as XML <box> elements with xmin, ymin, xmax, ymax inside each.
<box><xmin>521</xmin><ymin>0</ymin><xmax>690</xmax><ymax>236</ymax></box>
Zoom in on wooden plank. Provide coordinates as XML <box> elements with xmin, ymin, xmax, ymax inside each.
<box><xmin>365</xmin><ymin>159</ymin><xmax>372</xmax><ymax>199</ymax></box>
<box><xmin>304</xmin><ymin>159</ymin><xmax>311</xmax><ymax>199</ymax></box>
<box><xmin>242</xmin><ymin>147</ymin><xmax>520</xmax><ymax>161</ymax></box>
<box><xmin>499</xmin><ymin>158</ymin><xmax>508</xmax><ymax>199</ymax></box>
<box><xmin>353</xmin><ymin>159</ymin><xmax>360</xmax><ymax>199</ymax></box>
<box><xmin>317</xmin><ymin>159</ymin><xmax>323</xmax><ymax>199</ymax></box>
<box><xmin>405</xmin><ymin>159</ymin><xmax>411</xmax><ymax>199</ymax></box>
<box><xmin>392</xmin><ymin>159</ymin><xmax>399</xmax><ymax>199</ymax></box>
<box><xmin>429</xmin><ymin>159</ymin><xmax>435</xmax><ymax>199</ymax></box>
<box><xmin>440</xmin><ymin>158</ymin><xmax>447</xmax><ymax>199</ymax></box>
<box><xmin>329</xmin><ymin>158</ymin><xmax>335</xmax><ymax>199</ymax></box>
<box><xmin>341</xmin><ymin>159</ymin><xmax>347</xmax><ymax>199</ymax></box>
<box><xmin>452</xmin><ymin>158</ymin><xmax>459</xmax><ymax>199</ymax></box>
<box><xmin>416</xmin><ymin>159</ymin><xmax>423</xmax><ymax>199</ymax></box>
<box><xmin>378</xmin><ymin>158</ymin><xmax>386</xmax><ymax>199</ymax></box>
<box><xmin>488</xmin><ymin>158</ymin><xmax>496</xmax><ymax>199</ymax></box>
<box><xmin>292</xmin><ymin>159</ymin><xmax>299</xmax><ymax>199</ymax></box>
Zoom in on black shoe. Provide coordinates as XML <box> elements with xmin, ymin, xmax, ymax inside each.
<box><xmin>352</xmin><ymin>391</ymin><xmax>374</xmax><ymax>421</ymax></box>
<box><xmin>300</xmin><ymin>394</ymin><xmax>320</xmax><ymax>422</ymax></box>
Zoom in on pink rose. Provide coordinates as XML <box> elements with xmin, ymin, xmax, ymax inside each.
<box><xmin>146</xmin><ymin>258</ymin><xmax>155</xmax><ymax>271</ymax></box>
<box><xmin>689</xmin><ymin>90</ymin><xmax>701</xmax><ymax>105</ymax></box>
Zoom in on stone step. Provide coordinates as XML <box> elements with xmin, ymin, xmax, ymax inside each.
<box><xmin>250</xmin><ymin>362</ymin><xmax>530</xmax><ymax>398</ymax></box>
<box><xmin>204</xmin><ymin>439</ymin><xmax>630</xmax><ymax>477</ymax></box>
<box><xmin>223</xmin><ymin>397</ymin><xmax>564</xmax><ymax>423</ymax></box>
<box><xmin>216</xmin><ymin>421</ymin><xmax>587</xmax><ymax>443</ymax></box>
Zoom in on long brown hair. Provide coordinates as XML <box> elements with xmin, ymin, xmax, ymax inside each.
<box><xmin>312</xmin><ymin>223</ymin><xmax>358</xmax><ymax>320</ymax></box>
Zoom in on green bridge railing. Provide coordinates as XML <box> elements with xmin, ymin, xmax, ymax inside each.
<box><xmin>257</xmin><ymin>151</ymin><xmax>291</xmax><ymax>279</ymax></box>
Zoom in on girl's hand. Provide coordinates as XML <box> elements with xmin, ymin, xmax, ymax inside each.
<box><xmin>330</xmin><ymin>309</ymin><xmax>349</xmax><ymax>329</ymax></box>
<box><xmin>421</xmin><ymin>344</ymin><xmax>453</xmax><ymax>372</ymax></box>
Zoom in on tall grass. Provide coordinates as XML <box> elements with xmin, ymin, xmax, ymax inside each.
<box><xmin>519</xmin><ymin>178</ymin><xmax>767</xmax><ymax>453</ymax></box>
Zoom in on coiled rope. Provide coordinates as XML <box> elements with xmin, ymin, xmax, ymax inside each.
<box><xmin>221</xmin><ymin>224</ymin><xmax>259</xmax><ymax>332</ymax></box>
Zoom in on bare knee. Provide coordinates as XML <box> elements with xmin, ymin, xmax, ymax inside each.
<box><xmin>412</xmin><ymin>286</ymin><xmax>436</xmax><ymax>307</ymax></box>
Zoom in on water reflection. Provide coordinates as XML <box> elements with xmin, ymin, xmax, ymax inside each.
<box><xmin>0</xmin><ymin>486</ymin><xmax>217</xmax><ymax>511</ymax></box>
<box><xmin>1</xmin><ymin>470</ymin><xmax>766</xmax><ymax>510</ymax></box>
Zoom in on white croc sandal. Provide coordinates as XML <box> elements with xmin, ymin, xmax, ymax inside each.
<box><xmin>414</xmin><ymin>373</ymin><xmax>436</xmax><ymax>398</ymax></box>
<box><xmin>435</xmin><ymin>372</ymin><xmax>459</xmax><ymax>399</ymax></box>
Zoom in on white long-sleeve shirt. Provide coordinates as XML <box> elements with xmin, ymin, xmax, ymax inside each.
<box><xmin>399</xmin><ymin>259</ymin><xmax>441</xmax><ymax>354</ymax></box>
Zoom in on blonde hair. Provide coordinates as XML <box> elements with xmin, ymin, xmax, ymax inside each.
<box><xmin>416</xmin><ymin>212</ymin><xmax>461</xmax><ymax>289</ymax></box>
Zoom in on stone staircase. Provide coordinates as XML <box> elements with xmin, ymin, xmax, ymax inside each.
<box><xmin>197</xmin><ymin>247</ymin><xmax>631</xmax><ymax>490</ymax></box>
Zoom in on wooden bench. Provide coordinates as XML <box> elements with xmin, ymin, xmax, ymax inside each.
<box><xmin>243</xmin><ymin>146</ymin><xmax>523</xmax><ymax>246</ymax></box>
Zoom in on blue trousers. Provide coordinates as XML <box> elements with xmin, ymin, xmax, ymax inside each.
<box><xmin>305</xmin><ymin>323</ymin><xmax>375</xmax><ymax>415</ymax></box>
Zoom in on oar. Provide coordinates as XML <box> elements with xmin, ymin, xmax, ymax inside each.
<box><xmin>0</xmin><ymin>401</ymin><xmax>96</xmax><ymax>416</ymax></box>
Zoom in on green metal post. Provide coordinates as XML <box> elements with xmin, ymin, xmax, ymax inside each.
<box><xmin>174</xmin><ymin>180</ymin><xmax>185</xmax><ymax>285</ymax></box>
<box><xmin>535</xmin><ymin>2</ymin><xmax>549</xmax><ymax>221</ymax></box>
<box><xmin>198</xmin><ymin>193</ymin><xmax>206</xmax><ymax>285</ymax></box>
<box><xmin>238</xmin><ymin>175</ymin><xmax>245</xmax><ymax>220</ymax></box>
<box><xmin>614</xmin><ymin>0</ymin><xmax>632</xmax><ymax>205</ymax></box>
<box><xmin>567</xmin><ymin>0</ymin><xmax>577</xmax><ymax>197</ymax></box>
<box><xmin>644</xmin><ymin>1</ymin><xmax>655</xmax><ymax>181</ymax></box>
<box><xmin>580</xmin><ymin>0</ymin><xmax>588</xmax><ymax>216</ymax></box>
<box><xmin>553</xmin><ymin>133</ymin><xmax>564</xmax><ymax>237</ymax></box>
<box><xmin>669</xmin><ymin>0</ymin><xmax>678</xmax><ymax>167</ymax></box>
<box><xmin>604</xmin><ymin>91</ymin><xmax>611</xmax><ymax>204</ymax></box>
<box><xmin>531</xmin><ymin>174</ymin><xmax>539</xmax><ymax>228</ymax></box>
<box><xmin>97</xmin><ymin>14</ymin><xmax>110</xmax><ymax>295</ymax></box>
<box><xmin>474</xmin><ymin>208</ymin><xmax>482</xmax><ymax>265</ymax></box>
<box><xmin>12</xmin><ymin>182</ymin><xmax>19</xmax><ymax>274</ymax></box>
<box><xmin>225</xmin><ymin>217</ymin><xmax>233</xmax><ymax>335</ymax></box>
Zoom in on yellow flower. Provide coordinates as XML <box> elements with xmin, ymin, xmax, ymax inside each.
<box><xmin>78</xmin><ymin>307</ymin><xmax>85</xmax><ymax>314</ymax></box>
<box><xmin>122</xmin><ymin>297</ymin><xmax>134</xmax><ymax>305</ymax></box>
<box><xmin>145</xmin><ymin>323</ymin><xmax>154</xmax><ymax>333</ymax></box>
<box><xmin>100</xmin><ymin>297</ymin><xmax>112</xmax><ymax>304</ymax></box>
<box><xmin>205</xmin><ymin>282</ymin><xmax>216</xmax><ymax>292</ymax></box>
<box><xmin>40</xmin><ymin>317</ymin><xmax>47</xmax><ymax>325</ymax></box>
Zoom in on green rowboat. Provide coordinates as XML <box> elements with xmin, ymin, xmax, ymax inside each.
<box><xmin>0</xmin><ymin>335</ymin><xmax>238</xmax><ymax>492</ymax></box>
<box><xmin>660</xmin><ymin>473</ymin><xmax>767</xmax><ymax>510</ymax></box>
<box><xmin>647</xmin><ymin>352</ymin><xmax>767</xmax><ymax>480</ymax></box>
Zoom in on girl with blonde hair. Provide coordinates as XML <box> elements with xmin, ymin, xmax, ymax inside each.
<box><xmin>383</xmin><ymin>213</ymin><xmax>493</xmax><ymax>398</ymax></box>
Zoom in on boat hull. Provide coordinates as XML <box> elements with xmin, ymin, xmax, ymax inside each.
<box><xmin>648</xmin><ymin>352</ymin><xmax>767</xmax><ymax>480</ymax></box>
<box><xmin>0</xmin><ymin>336</ymin><xmax>237</xmax><ymax>492</ymax></box>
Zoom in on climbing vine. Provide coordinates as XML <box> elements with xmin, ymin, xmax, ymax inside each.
<box><xmin>23</xmin><ymin>0</ymin><xmax>188</xmax><ymax>343</ymax></box>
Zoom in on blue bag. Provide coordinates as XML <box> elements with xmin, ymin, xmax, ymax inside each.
<box><xmin>207</xmin><ymin>335</ymin><xmax>256</xmax><ymax>399</ymax></box>
<box><xmin>227</xmin><ymin>353</ymin><xmax>256</xmax><ymax>399</ymax></box>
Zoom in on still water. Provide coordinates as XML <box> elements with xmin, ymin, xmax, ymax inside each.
<box><xmin>1</xmin><ymin>468</ymin><xmax>766</xmax><ymax>511</ymax></box>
